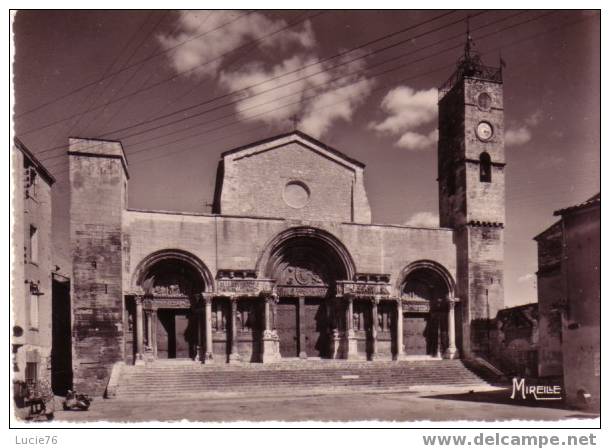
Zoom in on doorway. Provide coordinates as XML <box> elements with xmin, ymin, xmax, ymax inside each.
<box><xmin>156</xmin><ymin>310</ymin><xmax>198</xmax><ymax>359</ymax></box>
<box><xmin>276</xmin><ymin>298</ymin><xmax>298</xmax><ymax>357</ymax></box>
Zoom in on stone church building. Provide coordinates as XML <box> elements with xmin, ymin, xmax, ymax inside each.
<box><xmin>68</xmin><ymin>49</ymin><xmax>506</xmax><ymax>395</ymax></box>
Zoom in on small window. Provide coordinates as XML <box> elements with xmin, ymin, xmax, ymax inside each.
<box><xmin>479</xmin><ymin>152</ymin><xmax>492</xmax><ymax>183</ymax></box>
<box><xmin>25</xmin><ymin>362</ymin><xmax>38</xmax><ymax>386</ymax></box>
<box><xmin>29</xmin><ymin>225</ymin><xmax>39</xmax><ymax>264</ymax></box>
<box><xmin>29</xmin><ymin>294</ymin><xmax>39</xmax><ymax>329</ymax></box>
<box><xmin>24</xmin><ymin>166</ymin><xmax>37</xmax><ymax>198</ymax></box>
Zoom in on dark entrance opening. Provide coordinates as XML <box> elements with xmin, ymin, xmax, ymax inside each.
<box><xmin>402</xmin><ymin>266</ymin><xmax>450</xmax><ymax>356</ymax></box>
<box><xmin>267</xmin><ymin>233</ymin><xmax>350</xmax><ymax>359</ymax></box>
<box><xmin>403</xmin><ymin>313</ymin><xmax>429</xmax><ymax>355</ymax></box>
<box><xmin>156</xmin><ymin>309</ymin><xmax>198</xmax><ymax>359</ymax></box>
<box><xmin>134</xmin><ymin>253</ymin><xmax>207</xmax><ymax>361</ymax></box>
<box><xmin>276</xmin><ymin>298</ymin><xmax>298</xmax><ymax>357</ymax></box>
<box><xmin>51</xmin><ymin>274</ymin><xmax>72</xmax><ymax>395</ymax></box>
<box><xmin>303</xmin><ymin>298</ymin><xmax>327</xmax><ymax>357</ymax></box>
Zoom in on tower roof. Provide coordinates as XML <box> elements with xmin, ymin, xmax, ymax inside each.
<box><xmin>439</xmin><ymin>17</ymin><xmax>503</xmax><ymax>99</ymax></box>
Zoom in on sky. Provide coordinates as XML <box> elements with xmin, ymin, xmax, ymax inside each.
<box><xmin>11</xmin><ymin>10</ymin><xmax>600</xmax><ymax>307</ymax></box>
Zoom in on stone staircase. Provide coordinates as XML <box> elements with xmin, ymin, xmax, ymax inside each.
<box><xmin>109</xmin><ymin>359</ymin><xmax>490</xmax><ymax>400</ymax></box>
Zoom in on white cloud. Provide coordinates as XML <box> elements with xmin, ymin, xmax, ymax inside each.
<box><xmin>299</xmin><ymin>77</ymin><xmax>373</xmax><ymax>137</ymax></box>
<box><xmin>158</xmin><ymin>11</ymin><xmax>316</xmax><ymax>79</ymax></box>
<box><xmin>159</xmin><ymin>11</ymin><xmax>373</xmax><ymax>138</ymax></box>
<box><xmin>372</xmin><ymin>86</ymin><xmax>437</xmax><ymax>133</ymax></box>
<box><xmin>370</xmin><ymin>86</ymin><xmax>438</xmax><ymax>150</ymax></box>
<box><xmin>404</xmin><ymin>211</ymin><xmax>439</xmax><ymax>228</ymax></box>
<box><xmin>396</xmin><ymin>129</ymin><xmax>438</xmax><ymax>151</ymax></box>
<box><xmin>219</xmin><ymin>54</ymin><xmax>374</xmax><ymax>138</ymax></box>
<box><xmin>524</xmin><ymin>109</ymin><xmax>543</xmax><ymax>127</ymax></box>
<box><xmin>505</xmin><ymin>126</ymin><xmax>532</xmax><ymax>147</ymax></box>
<box><xmin>505</xmin><ymin>109</ymin><xmax>544</xmax><ymax>148</ymax></box>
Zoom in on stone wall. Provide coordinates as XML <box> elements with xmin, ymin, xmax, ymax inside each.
<box><xmin>124</xmin><ymin>211</ymin><xmax>457</xmax><ymax>297</ymax></box>
<box><xmin>69</xmin><ymin>138</ymin><xmax>127</xmax><ymax>396</ymax></box>
<box><xmin>490</xmin><ymin>304</ymin><xmax>538</xmax><ymax>377</ymax></box>
<box><xmin>217</xmin><ymin>133</ymin><xmax>371</xmax><ymax>224</ymax></box>
<box><xmin>535</xmin><ymin>221</ymin><xmax>563</xmax><ymax>377</ymax></box>
<box><xmin>560</xmin><ymin>205</ymin><xmax>600</xmax><ymax>410</ymax></box>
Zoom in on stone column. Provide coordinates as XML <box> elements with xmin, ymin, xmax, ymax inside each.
<box><xmin>203</xmin><ymin>295</ymin><xmax>214</xmax><ymax>363</ymax></box>
<box><xmin>298</xmin><ymin>296</ymin><xmax>307</xmax><ymax>359</ymax></box>
<box><xmin>145</xmin><ymin>310</ymin><xmax>152</xmax><ymax>349</ymax></box>
<box><xmin>229</xmin><ymin>297</ymin><xmax>241</xmax><ymax>363</ymax></box>
<box><xmin>261</xmin><ymin>294</ymin><xmax>280</xmax><ymax>363</ymax></box>
<box><xmin>394</xmin><ymin>298</ymin><xmax>405</xmax><ymax>360</ymax></box>
<box><xmin>369</xmin><ymin>297</ymin><xmax>378</xmax><ymax>361</ymax></box>
<box><xmin>444</xmin><ymin>298</ymin><xmax>458</xmax><ymax>359</ymax></box>
<box><xmin>151</xmin><ymin>310</ymin><xmax>158</xmax><ymax>359</ymax></box>
<box><xmin>435</xmin><ymin>317</ymin><xmax>443</xmax><ymax>359</ymax></box>
<box><xmin>135</xmin><ymin>296</ymin><xmax>144</xmax><ymax>365</ymax></box>
<box><xmin>327</xmin><ymin>299</ymin><xmax>340</xmax><ymax>359</ymax></box>
<box><xmin>345</xmin><ymin>296</ymin><xmax>358</xmax><ymax>359</ymax></box>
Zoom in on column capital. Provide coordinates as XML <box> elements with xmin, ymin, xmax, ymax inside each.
<box><xmin>263</xmin><ymin>293</ymin><xmax>279</xmax><ymax>303</ymax></box>
<box><xmin>447</xmin><ymin>297</ymin><xmax>459</xmax><ymax>308</ymax></box>
<box><xmin>134</xmin><ymin>295</ymin><xmax>144</xmax><ymax>305</ymax></box>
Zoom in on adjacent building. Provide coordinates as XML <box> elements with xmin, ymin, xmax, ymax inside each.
<box><xmin>12</xmin><ymin>138</ymin><xmax>55</xmax><ymax>390</ymax></box>
<box><xmin>536</xmin><ymin>193</ymin><xmax>600</xmax><ymax>410</ymax></box>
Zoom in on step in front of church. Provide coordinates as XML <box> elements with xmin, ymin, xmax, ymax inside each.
<box><xmin>108</xmin><ymin>359</ymin><xmax>491</xmax><ymax>401</ymax></box>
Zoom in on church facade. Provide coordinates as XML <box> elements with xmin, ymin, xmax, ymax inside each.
<box><xmin>68</xmin><ymin>52</ymin><xmax>506</xmax><ymax>396</ymax></box>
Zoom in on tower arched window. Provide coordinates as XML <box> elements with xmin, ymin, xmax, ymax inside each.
<box><xmin>479</xmin><ymin>152</ymin><xmax>492</xmax><ymax>183</ymax></box>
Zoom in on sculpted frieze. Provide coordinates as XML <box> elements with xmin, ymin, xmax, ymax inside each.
<box><xmin>336</xmin><ymin>281</ymin><xmax>391</xmax><ymax>298</ymax></box>
<box><xmin>216</xmin><ymin>278</ymin><xmax>275</xmax><ymax>296</ymax></box>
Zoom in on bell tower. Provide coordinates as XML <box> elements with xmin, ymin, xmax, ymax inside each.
<box><xmin>437</xmin><ymin>26</ymin><xmax>506</xmax><ymax>357</ymax></box>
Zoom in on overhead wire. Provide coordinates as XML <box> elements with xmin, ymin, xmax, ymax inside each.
<box><xmin>33</xmin><ymin>10</ymin><xmax>463</xmax><ymax>159</ymax></box>
<box><xmin>14</xmin><ymin>10</ymin><xmax>255</xmax><ymax>119</ymax></box>
<box><xmin>45</xmin><ymin>11</ymin><xmax>591</xmax><ymax>176</ymax></box>
<box><xmin>20</xmin><ymin>10</ymin><xmax>455</xmax><ymax>143</ymax></box>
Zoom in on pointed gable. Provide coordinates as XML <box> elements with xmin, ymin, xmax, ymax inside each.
<box><xmin>215</xmin><ymin>131</ymin><xmax>371</xmax><ymax>224</ymax></box>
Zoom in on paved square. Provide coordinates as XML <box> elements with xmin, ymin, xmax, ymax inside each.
<box><xmin>50</xmin><ymin>388</ymin><xmax>599</xmax><ymax>423</ymax></box>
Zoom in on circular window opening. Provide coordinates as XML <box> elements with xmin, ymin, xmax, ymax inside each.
<box><xmin>477</xmin><ymin>92</ymin><xmax>492</xmax><ymax>111</ymax></box>
<box><xmin>283</xmin><ymin>181</ymin><xmax>310</xmax><ymax>209</ymax></box>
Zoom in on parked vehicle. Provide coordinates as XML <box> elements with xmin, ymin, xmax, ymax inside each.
<box><xmin>62</xmin><ymin>390</ymin><xmax>92</xmax><ymax>411</ymax></box>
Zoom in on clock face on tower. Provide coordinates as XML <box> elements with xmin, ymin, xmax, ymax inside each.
<box><xmin>476</xmin><ymin>121</ymin><xmax>493</xmax><ymax>141</ymax></box>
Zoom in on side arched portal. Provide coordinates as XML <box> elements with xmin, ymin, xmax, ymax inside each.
<box><xmin>128</xmin><ymin>250</ymin><xmax>213</xmax><ymax>363</ymax></box>
<box><xmin>399</xmin><ymin>261</ymin><xmax>457</xmax><ymax>358</ymax></box>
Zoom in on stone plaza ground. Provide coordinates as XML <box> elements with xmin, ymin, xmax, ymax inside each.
<box><xmin>49</xmin><ymin>387</ymin><xmax>599</xmax><ymax>423</ymax></box>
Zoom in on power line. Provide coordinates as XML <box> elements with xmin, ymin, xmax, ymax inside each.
<box><xmin>145</xmin><ymin>10</ymin><xmax>316</xmax><ymax>127</ymax></box>
<box><xmin>22</xmin><ymin>10</ymin><xmax>454</xmax><ymax>144</ymax></box>
<box><xmin>102</xmin><ymin>11</ymin><xmax>215</xmax><ymax>133</ymax></box>
<box><xmin>14</xmin><ymin>10</ymin><xmax>254</xmax><ymax>119</ymax></box>
<box><xmin>48</xmin><ymin>10</ymin><xmax>583</xmax><ymax>175</ymax></box>
<box><xmin>79</xmin><ymin>12</ymin><xmax>171</xmax><ymax>135</ymax></box>
<box><xmin>33</xmin><ymin>10</ymin><xmax>462</xmax><ymax>158</ymax></box>
<box><xmin>46</xmin><ymin>12</ymin><xmax>155</xmax><ymax>143</ymax></box>
<box><xmin>122</xmin><ymin>12</ymin><xmax>587</xmax><ymax>168</ymax></box>
<box><xmin>117</xmin><ymin>11</ymin><xmax>525</xmax><ymax>153</ymax></box>
<box><xmin>93</xmin><ymin>11</ymin><xmax>546</xmax><ymax>160</ymax></box>
<box><xmin>40</xmin><ymin>10</ymin><xmax>549</xmax><ymax>167</ymax></box>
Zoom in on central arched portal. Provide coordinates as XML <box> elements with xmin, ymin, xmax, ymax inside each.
<box><xmin>265</xmin><ymin>232</ymin><xmax>352</xmax><ymax>358</ymax></box>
